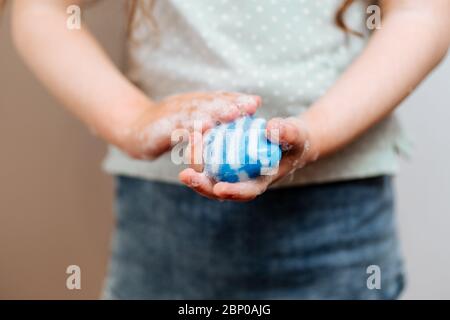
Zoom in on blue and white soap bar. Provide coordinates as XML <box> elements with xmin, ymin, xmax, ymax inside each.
<box><xmin>203</xmin><ymin>116</ymin><xmax>282</xmax><ymax>183</ymax></box>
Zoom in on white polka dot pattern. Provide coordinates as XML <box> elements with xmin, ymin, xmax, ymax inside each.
<box><xmin>103</xmin><ymin>0</ymin><xmax>410</xmax><ymax>187</ymax></box>
<box><xmin>128</xmin><ymin>0</ymin><xmax>368</xmax><ymax>119</ymax></box>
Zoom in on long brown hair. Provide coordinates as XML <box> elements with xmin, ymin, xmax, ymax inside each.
<box><xmin>335</xmin><ymin>0</ymin><xmax>363</xmax><ymax>36</ymax></box>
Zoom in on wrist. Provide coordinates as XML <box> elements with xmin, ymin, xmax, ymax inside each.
<box><xmin>98</xmin><ymin>95</ymin><xmax>155</xmax><ymax>152</ymax></box>
<box><xmin>295</xmin><ymin>114</ymin><xmax>322</xmax><ymax>165</ymax></box>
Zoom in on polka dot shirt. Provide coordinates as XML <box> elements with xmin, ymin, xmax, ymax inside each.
<box><xmin>104</xmin><ymin>0</ymin><xmax>411</xmax><ymax>186</ymax></box>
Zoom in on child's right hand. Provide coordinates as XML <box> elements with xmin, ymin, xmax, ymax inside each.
<box><xmin>117</xmin><ymin>91</ymin><xmax>262</xmax><ymax>160</ymax></box>
<box><xmin>9</xmin><ymin>2</ymin><xmax>261</xmax><ymax>162</ymax></box>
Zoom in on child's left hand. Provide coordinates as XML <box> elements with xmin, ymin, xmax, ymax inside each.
<box><xmin>179</xmin><ymin>117</ymin><xmax>318</xmax><ymax>201</ymax></box>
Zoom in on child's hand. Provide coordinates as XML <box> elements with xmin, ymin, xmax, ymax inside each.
<box><xmin>118</xmin><ymin>92</ymin><xmax>261</xmax><ymax>160</ymax></box>
<box><xmin>179</xmin><ymin>117</ymin><xmax>319</xmax><ymax>201</ymax></box>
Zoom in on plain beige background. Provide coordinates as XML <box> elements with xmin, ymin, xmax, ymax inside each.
<box><xmin>1</xmin><ymin>1</ymin><xmax>449</xmax><ymax>299</ymax></box>
<box><xmin>0</xmin><ymin>1</ymin><xmax>123</xmax><ymax>299</ymax></box>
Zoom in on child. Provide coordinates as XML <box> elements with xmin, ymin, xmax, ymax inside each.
<box><xmin>9</xmin><ymin>0</ymin><xmax>450</xmax><ymax>299</ymax></box>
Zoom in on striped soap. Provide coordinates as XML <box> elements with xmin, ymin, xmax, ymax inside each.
<box><xmin>203</xmin><ymin>116</ymin><xmax>282</xmax><ymax>183</ymax></box>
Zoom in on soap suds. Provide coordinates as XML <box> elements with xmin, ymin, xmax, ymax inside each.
<box><xmin>126</xmin><ymin>93</ymin><xmax>258</xmax><ymax>160</ymax></box>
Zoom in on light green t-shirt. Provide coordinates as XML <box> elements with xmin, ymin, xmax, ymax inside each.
<box><xmin>103</xmin><ymin>0</ymin><xmax>411</xmax><ymax>186</ymax></box>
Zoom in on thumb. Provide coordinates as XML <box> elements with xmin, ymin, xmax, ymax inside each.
<box><xmin>184</xmin><ymin>130</ymin><xmax>204</xmax><ymax>172</ymax></box>
<box><xmin>266</xmin><ymin>117</ymin><xmax>308</xmax><ymax>151</ymax></box>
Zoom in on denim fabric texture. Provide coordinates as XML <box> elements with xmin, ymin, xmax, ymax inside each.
<box><xmin>103</xmin><ymin>175</ymin><xmax>405</xmax><ymax>299</ymax></box>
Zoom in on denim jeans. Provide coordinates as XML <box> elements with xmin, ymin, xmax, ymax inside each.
<box><xmin>103</xmin><ymin>176</ymin><xmax>405</xmax><ymax>299</ymax></box>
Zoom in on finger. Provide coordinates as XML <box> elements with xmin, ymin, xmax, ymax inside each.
<box><xmin>213</xmin><ymin>176</ymin><xmax>271</xmax><ymax>202</ymax></box>
<box><xmin>234</xmin><ymin>94</ymin><xmax>262</xmax><ymax>115</ymax></box>
<box><xmin>185</xmin><ymin>131</ymin><xmax>204</xmax><ymax>172</ymax></box>
<box><xmin>268</xmin><ymin>155</ymin><xmax>301</xmax><ymax>184</ymax></box>
<box><xmin>213</xmin><ymin>103</ymin><xmax>242</xmax><ymax>123</ymax></box>
<box><xmin>179</xmin><ymin>168</ymin><xmax>216</xmax><ymax>199</ymax></box>
<box><xmin>219</xmin><ymin>93</ymin><xmax>262</xmax><ymax>115</ymax></box>
<box><xmin>209</xmin><ymin>94</ymin><xmax>262</xmax><ymax>124</ymax></box>
<box><xmin>266</xmin><ymin>117</ymin><xmax>308</xmax><ymax>151</ymax></box>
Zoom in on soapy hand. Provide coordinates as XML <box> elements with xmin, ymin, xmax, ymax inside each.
<box><xmin>118</xmin><ymin>92</ymin><xmax>261</xmax><ymax>160</ymax></box>
<box><xmin>179</xmin><ymin>117</ymin><xmax>318</xmax><ymax>201</ymax></box>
